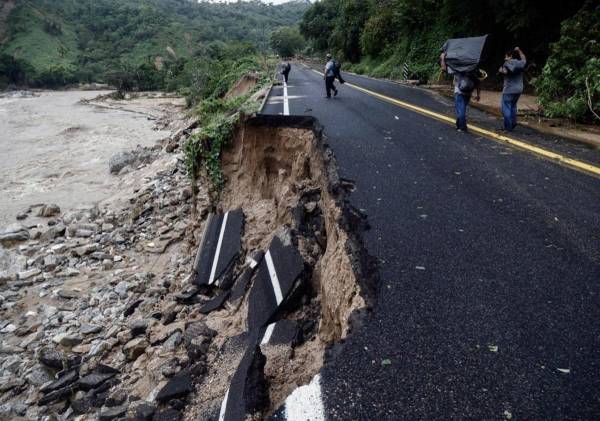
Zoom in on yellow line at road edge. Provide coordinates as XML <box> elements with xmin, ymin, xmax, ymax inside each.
<box><xmin>309</xmin><ymin>68</ymin><xmax>600</xmax><ymax>177</ymax></box>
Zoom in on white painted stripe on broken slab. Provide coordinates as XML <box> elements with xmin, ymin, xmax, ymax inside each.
<box><xmin>284</xmin><ymin>374</ymin><xmax>326</xmax><ymax>421</ymax></box>
<box><xmin>265</xmin><ymin>250</ymin><xmax>283</xmax><ymax>304</ymax></box>
<box><xmin>209</xmin><ymin>211</ymin><xmax>229</xmax><ymax>285</ymax></box>
<box><xmin>246</xmin><ymin>255</ymin><xmax>259</xmax><ymax>269</ymax></box>
<box><xmin>283</xmin><ymin>82</ymin><xmax>290</xmax><ymax>116</ymax></box>
<box><xmin>261</xmin><ymin>322</ymin><xmax>276</xmax><ymax>345</ymax></box>
<box><xmin>218</xmin><ymin>387</ymin><xmax>229</xmax><ymax>421</ymax></box>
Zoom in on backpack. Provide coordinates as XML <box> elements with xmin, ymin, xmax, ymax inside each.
<box><xmin>458</xmin><ymin>73</ymin><xmax>475</xmax><ymax>94</ymax></box>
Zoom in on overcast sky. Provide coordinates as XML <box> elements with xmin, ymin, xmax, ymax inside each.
<box><xmin>204</xmin><ymin>0</ymin><xmax>297</xmax><ymax>4</ymax></box>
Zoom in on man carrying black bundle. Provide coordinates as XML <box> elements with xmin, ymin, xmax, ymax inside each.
<box><xmin>324</xmin><ymin>53</ymin><xmax>338</xmax><ymax>98</ymax></box>
<box><xmin>440</xmin><ymin>53</ymin><xmax>482</xmax><ymax>132</ymax></box>
<box><xmin>499</xmin><ymin>47</ymin><xmax>526</xmax><ymax>131</ymax></box>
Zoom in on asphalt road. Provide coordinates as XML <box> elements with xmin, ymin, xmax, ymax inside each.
<box><xmin>263</xmin><ymin>64</ymin><xmax>600</xmax><ymax>420</ymax></box>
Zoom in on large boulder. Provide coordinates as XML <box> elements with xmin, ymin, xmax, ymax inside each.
<box><xmin>109</xmin><ymin>151</ymin><xmax>136</xmax><ymax>174</ymax></box>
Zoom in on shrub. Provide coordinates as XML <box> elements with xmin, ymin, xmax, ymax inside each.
<box><xmin>535</xmin><ymin>3</ymin><xmax>600</xmax><ymax>121</ymax></box>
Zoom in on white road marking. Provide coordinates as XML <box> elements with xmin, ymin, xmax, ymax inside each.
<box><xmin>218</xmin><ymin>387</ymin><xmax>229</xmax><ymax>421</ymax></box>
<box><xmin>246</xmin><ymin>256</ymin><xmax>259</xmax><ymax>269</ymax></box>
<box><xmin>209</xmin><ymin>211</ymin><xmax>229</xmax><ymax>285</ymax></box>
<box><xmin>284</xmin><ymin>374</ymin><xmax>325</xmax><ymax>421</ymax></box>
<box><xmin>261</xmin><ymin>322</ymin><xmax>276</xmax><ymax>345</ymax></box>
<box><xmin>265</xmin><ymin>250</ymin><xmax>283</xmax><ymax>304</ymax></box>
<box><xmin>283</xmin><ymin>82</ymin><xmax>290</xmax><ymax>116</ymax></box>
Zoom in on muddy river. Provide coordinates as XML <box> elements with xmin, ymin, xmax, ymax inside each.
<box><xmin>0</xmin><ymin>90</ymin><xmax>178</xmax><ymax>226</ymax></box>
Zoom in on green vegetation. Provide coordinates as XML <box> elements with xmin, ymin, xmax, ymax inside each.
<box><xmin>270</xmin><ymin>26</ymin><xmax>306</xmax><ymax>58</ymax></box>
<box><xmin>183</xmin><ymin>54</ymin><xmax>275</xmax><ymax>203</ymax></box>
<box><xmin>536</xmin><ymin>4</ymin><xmax>600</xmax><ymax>121</ymax></box>
<box><xmin>300</xmin><ymin>0</ymin><xmax>599</xmax><ymax>121</ymax></box>
<box><xmin>0</xmin><ymin>0</ymin><xmax>308</xmax><ymax>88</ymax></box>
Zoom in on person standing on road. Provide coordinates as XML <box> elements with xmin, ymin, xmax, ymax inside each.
<box><xmin>324</xmin><ymin>53</ymin><xmax>338</xmax><ymax>98</ymax></box>
<box><xmin>281</xmin><ymin>62</ymin><xmax>291</xmax><ymax>84</ymax></box>
<box><xmin>440</xmin><ymin>52</ymin><xmax>481</xmax><ymax>132</ymax></box>
<box><xmin>499</xmin><ymin>47</ymin><xmax>526</xmax><ymax>131</ymax></box>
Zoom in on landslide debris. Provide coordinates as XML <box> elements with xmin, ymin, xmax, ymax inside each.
<box><xmin>0</xmin><ymin>106</ymin><xmax>373</xmax><ymax>420</ymax></box>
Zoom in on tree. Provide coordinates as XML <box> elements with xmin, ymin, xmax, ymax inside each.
<box><xmin>536</xmin><ymin>2</ymin><xmax>600</xmax><ymax>121</ymax></box>
<box><xmin>270</xmin><ymin>26</ymin><xmax>305</xmax><ymax>58</ymax></box>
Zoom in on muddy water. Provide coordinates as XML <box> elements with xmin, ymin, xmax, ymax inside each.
<box><xmin>0</xmin><ymin>90</ymin><xmax>171</xmax><ymax>226</ymax></box>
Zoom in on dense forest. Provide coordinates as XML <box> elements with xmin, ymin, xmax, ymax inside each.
<box><xmin>300</xmin><ymin>0</ymin><xmax>600</xmax><ymax>121</ymax></box>
<box><xmin>0</xmin><ymin>0</ymin><xmax>309</xmax><ymax>90</ymax></box>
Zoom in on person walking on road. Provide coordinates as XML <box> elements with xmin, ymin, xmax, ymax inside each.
<box><xmin>499</xmin><ymin>47</ymin><xmax>526</xmax><ymax>131</ymax></box>
<box><xmin>440</xmin><ymin>52</ymin><xmax>481</xmax><ymax>132</ymax></box>
<box><xmin>281</xmin><ymin>62</ymin><xmax>291</xmax><ymax>84</ymax></box>
<box><xmin>324</xmin><ymin>53</ymin><xmax>338</xmax><ymax>98</ymax></box>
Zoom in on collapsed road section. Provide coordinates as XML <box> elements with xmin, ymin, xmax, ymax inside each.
<box><xmin>184</xmin><ymin>114</ymin><xmax>377</xmax><ymax>420</ymax></box>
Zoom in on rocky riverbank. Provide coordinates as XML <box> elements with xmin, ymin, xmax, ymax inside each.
<box><xmin>0</xmin><ymin>93</ymin><xmax>207</xmax><ymax>419</ymax></box>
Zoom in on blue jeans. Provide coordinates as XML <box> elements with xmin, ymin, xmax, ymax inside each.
<box><xmin>502</xmin><ymin>93</ymin><xmax>520</xmax><ymax>130</ymax></box>
<box><xmin>454</xmin><ymin>93</ymin><xmax>470</xmax><ymax>130</ymax></box>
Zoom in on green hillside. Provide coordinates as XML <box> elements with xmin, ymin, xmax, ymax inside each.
<box><xmin>0</xmin><ymin>0</ymin><xmax>309</xmax><ymax>87</ymax></box>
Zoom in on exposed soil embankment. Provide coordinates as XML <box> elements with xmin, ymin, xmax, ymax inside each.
<box><xmin>222</xmin><ymin>116</ymin><xmax>371</xmax><ymax>343</ymax></box>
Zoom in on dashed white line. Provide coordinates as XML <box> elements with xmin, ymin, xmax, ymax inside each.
<box><xmin>265</xmin><ymin>250</ymin><xmax>283</xmax><ymax>304</ymax></box>
<box><xmin>209</xmin><ymin>211</ymin><xmax>229</xmax><ymax>285</ymax></box>
<box><xmin>283</xmin><ymin>82</ymin><xmax>290</xmax><ymax>116</ymax></box>
<box><xmin>260</xmin><ymin>322</ymin><xmax>276</xmax><ymax>345</ymax></box>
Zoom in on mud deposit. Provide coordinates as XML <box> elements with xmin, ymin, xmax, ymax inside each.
<box><xmin>0</xmin><ymin>93</ymin><xmax>372</xmax><ymax>420</ymax></box>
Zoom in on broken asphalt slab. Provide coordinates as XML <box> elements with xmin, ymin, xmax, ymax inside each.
<box><xmin>247</xmin><ymin>232</ymin><xmax>304</xmax><ymax>331</ymax></box>
<box><xmin>193</xmin><ymin>209</ymin><xmax>244</xmax><ymax>287</ymax></box>
<box><xmin>218</xmin><ymin>340</ymin><xmax>268</xmax><ymax>421</ymax></box>
<box><xmin>259</xmin><ymin>319</ymin><xmax>300</xmax><ymax>347</ymax></box>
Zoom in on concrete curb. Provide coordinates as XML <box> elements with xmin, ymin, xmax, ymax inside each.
<box><xmin>259</xmin><ymin>83</ymin><xmax>274</xmax><ymax>114</ymax></box>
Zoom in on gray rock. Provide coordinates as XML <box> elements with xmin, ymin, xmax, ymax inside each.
<box><xmin>115</xmin><ymin>281</ymin><xmax>132</xmax><ymax>298</ymax></box>
<box><xmin>43</xmin><ymin>255</ymin><xmax>58</xmax><ymax>271</ymax></box>
<box><xmin>25</xmin><ymin>364</ymin><xmax>53</xmax><ymax>386</ymax></box>
<box><xmin>54</xmin><ymin>333</ymin><xmax>83</xmax><ymax>347</ymax></box>
<box><xmin>18</xmin><ymin>268</ymin><xmax>41</xmax><ymax>280</ymax></box>
<box><xmin>105</xmin><ymin>389</ymin><xmax>128</xmax><ymax>407</ymax></box>
<box><xmin>39</xmin><ymin>369</ymin><xmax>79</xmax><ymax>393</ymax></box>
<box><xmin>109</xmin><ymin>151</ymin><xmax>136</xmax><ymax>175</ymax></box>
<box><xmin>164</xmin><ymin>331</ymin><xmax>183</xmax><ymax>350</ymax></box>
<box><xmin>78</xmin><ymin>372</ymin><xmax>115</xmax><ymax>391</ymax></box>
<box><xmin>99</xmin><ymin>405</ymin><xmax>128</xmax><ymax>421</ymax></box>
<box><xmin>133</xmin><ymin>402</ymin><xmax>156</xmax><ymax>420</ymax></box>
<box><xmin>155</xmin><ymin>369</ymin><xmax>192</xmax><ymax>403</ymax></box>
<box><xmin>0</xmin><ymin>224</ymin><xmax>30</xmax><ymax>245</ymax></box>
<box><xmin>40</xmin><ymin>223</ymin><xmax>66</xmax><ymax>241</ymax></box>
<box><xmin>37</xmin><ymin>204</ymin><xmax>61</xmax><ymax>217</ymax></box>
<box><xmin>80</xmin><ymin>324</ymin><xmax>102</xmax><ymax>335</ymax></box>
<box><xmin>123</xmin><ymin>337</ymin><xmax>148</xmax><ymax>361</ymax></box>
<box><xmin>75</xmin><ymin>229</ymin><xmax>94</xmax><ymax>238</ymax></box>
<box><xmin>129</xmin><ymin>319</ymin><xmax>148</xmax><ymax>337</ymax></box>
<box><xmin>73</xmin><ymin>243</ymin><xmax>98</xmax><ymax>256</ymax></box>
<box><xmin>0</xmin><ymin>376</ymin><xmax>25</xmax><ymax>392</ymax></box>
<box><xmin>38</xmin><ymin>346</ymin><xmax>64</xmax><ymax>369</ymax></box>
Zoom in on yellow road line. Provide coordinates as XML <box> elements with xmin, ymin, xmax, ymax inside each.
<box><xmin>309</xmin><ymin>68</ymin><xmax>600</xmax><ymax>177</ymax></box>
